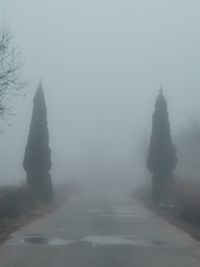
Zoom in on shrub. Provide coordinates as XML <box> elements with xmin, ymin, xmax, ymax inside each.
<box><xmin>173</xmin><ymin>180</ymin><xmax>200</xmax><ymax>224</ymax></box>
<box><xmin>0</xmin><ymin>185</ymin><xmax>34</xmax><ymax>219</ymax></box>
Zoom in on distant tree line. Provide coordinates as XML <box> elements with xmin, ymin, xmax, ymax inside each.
<box><xmin>176</xmin><ymin>119</ymin><xmax>200</xmax><ymax>181</ymax></box>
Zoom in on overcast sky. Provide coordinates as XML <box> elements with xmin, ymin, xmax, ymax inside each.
<box><xmin>0</xmin><ymin>0</ymin><xmax>200</xmax><ymax>188</ymax></box>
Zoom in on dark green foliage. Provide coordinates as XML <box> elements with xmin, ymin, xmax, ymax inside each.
<box><xmin>23</xmin><ymin>82</ymin><xmax>53</xmax><ymax>203</ymax></box>
<box><xmin>147</xmin><ymin>89</ymin><xmax>177</xmax><ymax>203</ymax></box>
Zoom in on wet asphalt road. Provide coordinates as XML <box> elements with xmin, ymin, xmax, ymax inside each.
<box><xmin>1</xmin><ymin>191</ymin><xmax>200</xmax><ymax>266</ymax></box>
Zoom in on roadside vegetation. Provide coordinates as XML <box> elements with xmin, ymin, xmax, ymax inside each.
<box><xmin>0</xmin><ymin>23</ymin><xmax>54</xmax><ymax>235</ymax></box>
<box><xmin>135</xmin><ymin>90</ymin><xmax>200</xmax><ymax>241</ymax></box>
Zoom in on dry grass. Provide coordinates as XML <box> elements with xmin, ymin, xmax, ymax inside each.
<box><xmin>133</xmin><ymin>179</ymin><xmax>200</xmax><ymax>241</ymax></box>
<box><xmin>0</xmin><ymin>185</ymin><xmax>34</xmax><ymax>219</ymax></box>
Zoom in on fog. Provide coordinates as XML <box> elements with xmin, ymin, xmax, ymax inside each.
<box><xmin>1</xmin><ymin>0</ymin><xmax>200</xmax><ymax>191</ymax></box>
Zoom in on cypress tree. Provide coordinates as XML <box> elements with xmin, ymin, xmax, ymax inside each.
<box><xmin>23</xmin><ymin>82</ymin><xmax>53</xmax><ymax>203</ymax></box>
<box><xmin>147</xmin><ymin>89</ymin><xmax>177</xmax><ymax>204</ymax></box>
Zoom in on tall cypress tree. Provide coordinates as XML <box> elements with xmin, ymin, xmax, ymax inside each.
<box><xmin>147</xmin><ymin>89</ymin><xmax>177</xmax><ymax>203</ymax></box>
<box><xmin>23</xmin><ymin>82</ymin><xmax>53</xmax><ymax>203</ymax></box>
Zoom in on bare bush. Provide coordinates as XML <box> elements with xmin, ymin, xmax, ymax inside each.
<box><xmin>0</xmin><ymin>25</ymin><xmax>25</xmax><ymax>118</ymax></box>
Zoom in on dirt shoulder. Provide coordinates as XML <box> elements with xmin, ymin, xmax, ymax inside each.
<box><xmin>132</xmin><ymin>193</ymin><xmax>200</xmax><ymax>242</ymax></box>
<box><xmin>0</xmin><ymin>204</ymin><xmax>57</xmax><ymax>244</ymax></box>
<box><xmin>0</xmin><ymin>184</ymin><xmax>82</xmax><ymax>244</ymax></box>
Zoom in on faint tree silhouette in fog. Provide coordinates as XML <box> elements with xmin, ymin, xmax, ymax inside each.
<box><xmin>147</xmin><ymin>89</ymin><xmax>177</xmax><ymax>204</ymax></box>
<box><xmin>23</xmin><ymin>82</ymin><xmax>53</xmax><ymax>203</ymax></box>
<box><xmin>177</xmin><ymin>117</ymin><xmax>200</xmax><ymax>181</ymax></box>
<box><xmin>0</xmin><ymin>25</ymin><xmax>25</xmax><ymax>118</ymax></box>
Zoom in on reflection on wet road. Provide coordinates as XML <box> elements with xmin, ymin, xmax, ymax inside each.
<box><xmin>1</xmin><ymin>191</ymin><xmax>200</xmax><ymax>266</ymax></box>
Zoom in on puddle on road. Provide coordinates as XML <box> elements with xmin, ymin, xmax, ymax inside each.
<box><xmin>48</xmin><ymin>238</ymin><xmax>74</xmax><ymax>246</ymax></box>
<box><xmin>81</xmin><ymin>236</ymin><xmax>171</xmax><ymax>248</ymax></box>
<box><xmin>24</xmin><ymin>236</ymin><xmax>74</xmax><ymax>246</ymax></box>
<box><xmin>7</xmin><ymin>234</ymin><xmax>75</xmax><ymax>247</ymax></box>
<box><xmin>81</xmin><ymin>235</ymin><xmax>151</xmax><ymax>247</ymax></box>
<box><xmin>24</xmin><ymin>235</ymin><xmax>75</xmax><ymax>246</ymax></box>
<box><xmin>6</xmin><ymin>234</ymin><xmax>169</xmax><ymax>248</ymax></box>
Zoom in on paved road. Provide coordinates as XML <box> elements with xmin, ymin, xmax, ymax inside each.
<box><xmin>1</xmin><ymin>191</ymin><xmax>200</xmax><ymax>266</ymax></box>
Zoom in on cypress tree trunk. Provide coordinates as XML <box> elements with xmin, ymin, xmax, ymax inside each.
<box><xmin>23</xmin><ymin>82</ymin><xmax>53</xmax><ymax>203</ymax></box>
<box><xmin>147</xmin><ymin>89</ymin><xmax>177</xmax><ymax>204</ymax></box>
